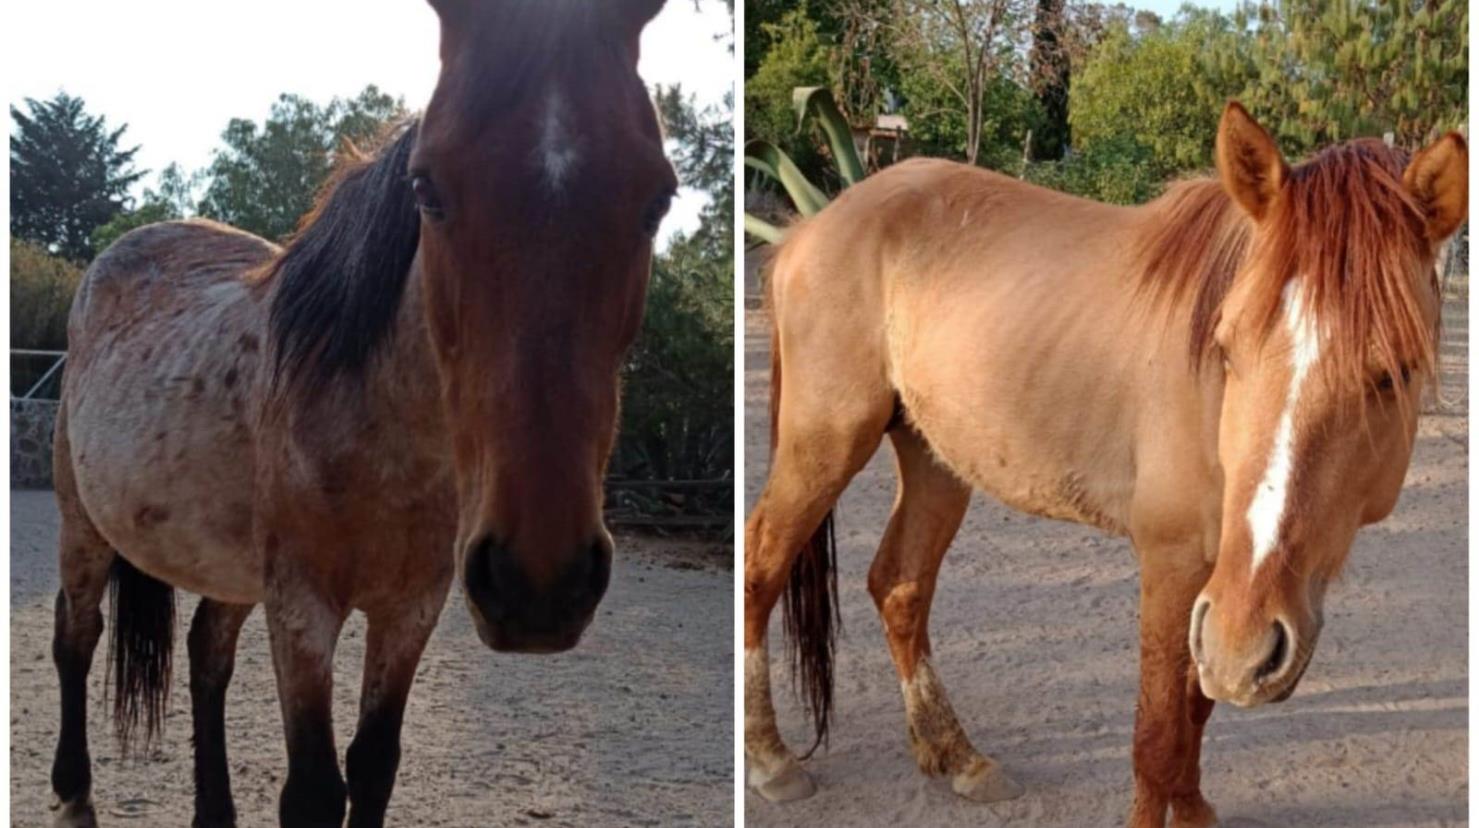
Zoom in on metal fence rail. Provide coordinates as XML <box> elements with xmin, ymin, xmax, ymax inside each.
<box><xmin>12</xmin><ymin>350</ymin><xmax>67</xmax><ymax>400</ymax></box>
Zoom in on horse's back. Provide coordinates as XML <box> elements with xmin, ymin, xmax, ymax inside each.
<box><xmin>772</xmin><ymin>159</ymin><xmax>1147</xmax><ymax>533</ymax></box>
<box><xmin>61</xmin><ymin>220</ymin><xmax>276</xmax><ymax>603</ymax></box>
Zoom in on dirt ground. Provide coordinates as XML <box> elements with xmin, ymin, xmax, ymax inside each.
<box><xmin>10</xmin><ymin>506</ymin><xmax>733</xmax><ymax>828</ymax></box>
<box><xmin>743</xmin><ymin>302</ymin><xmax>1467</xmax><ymax>827</ymax></box>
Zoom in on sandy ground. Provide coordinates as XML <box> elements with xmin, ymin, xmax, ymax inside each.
<box><xmin>743</xmin><ymin>302</ymin><xmax>1468</xmax><ymax>827</ymax></box>
<box><xmin>10</xmin><ymin>508</ymin><xmax>733</xmax><ymax>827</ymax></box>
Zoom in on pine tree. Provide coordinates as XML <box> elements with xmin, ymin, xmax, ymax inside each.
<box><xmin>10</xmin><ymin>92</ymin><xmax>145</xmax><ymax>262</ymax></box>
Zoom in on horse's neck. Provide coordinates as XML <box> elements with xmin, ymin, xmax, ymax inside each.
<box><xmin>279</xmin><ymin>263</ymin><xmax>451</xmax><ymax>478</ymax></box>
<box><xmin>366</xmin><ymin>265</ymin><xmax>449</xmax><ymax>447</ymax></box>
<box><xmin>1116</xmin><ymin>235</ymin><xmax>1229</xmax><ymax>540</ymax></box>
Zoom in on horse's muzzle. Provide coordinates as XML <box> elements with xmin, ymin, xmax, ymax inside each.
<box><xmin>462</xmin><ymin>534</ymin><xmax>612</xmax><ymax>653</ymax></box>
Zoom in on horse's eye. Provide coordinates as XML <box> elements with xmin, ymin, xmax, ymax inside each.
<box><xmin>642</xmin><ymin>190</ymin><xmax>674</xmax><ymax>238</ymax></box>
<box><xmin>1375</xmin><ymin>365</ymin><xmax>1412</xmax><ymax>394</ymax></box>
<box><xmin>411</xmin><ymin>173</ymin><xmax>445</xmax><ymax>220</ymax></box>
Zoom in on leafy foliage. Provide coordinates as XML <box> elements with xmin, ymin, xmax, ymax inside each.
<box><xmin>746</xmin><ymin>9</ymin><xmax>835</xmax><ymax>183</ymax></box>
<box><xmin>1069</xmin><ymin>11</ymin><xmax>1250</xmax><ymax>181</ymax></box>
<box><xmin>196</xmin><ymin>86</ymin><xmax>406</xmax><ymax>242</ymax></box>
<box><xmin>745</xmin><ymin>86</ymin><xmax>868</xmax><ymax>242</ymax></box>
<box><xmin>1214</xmin><ymin>0</ymin><xmax>1467</xmax><ymax>152</ymax></box>
<box><xmin>10</xmin><ymin>92</ymin><xmax>145</xmax><ymax>262</ymax></box>
<box><xmin>611</xmin><ymin>83</ymin><xmax>736</xmax><ymax>519</ymax></box>
<box><xmin>11</xmin><ymin>238</ymin><xmax>83</xmax><ymax>350</ymax></box>
<box><xmin>88</xmin><ymin>164</ymin><xmax>201</xmax><ymax>253</ymax></box>
<box><xmin>89</xmin><ymin>201</ymin><xmax>177</xmax><ymax>254</ymax></box>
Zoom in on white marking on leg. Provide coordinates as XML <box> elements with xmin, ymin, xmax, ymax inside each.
<box><xmin>745</xmin><ymin>643</ymin><xmax>809</xmax><ymax>796</ymax></box>
<box><xmin>536</xmin><ymin>91</ymin><xmax>580</xmax><ymax>191</ymax></box>
<box><xmin>1247</xmin><ymin>279</ymin><xmax>1321</xmax><ymax>574</ymax></box>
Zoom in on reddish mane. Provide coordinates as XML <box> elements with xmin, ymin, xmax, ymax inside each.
<box><xmin>1133</xmin><ymin>139</ymin><xmax>1438</xmax><ymax>391</ymax></box>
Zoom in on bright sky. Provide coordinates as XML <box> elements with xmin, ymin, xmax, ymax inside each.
<box><xmin>1133</xmin><ymin>0</ymin><xmax>1239</xmax><ymax>20</ymax></box>
<box><xmin>5</xmin><ymin>0</ymin><xmax>733</xmax><ymax>244</ymax></box>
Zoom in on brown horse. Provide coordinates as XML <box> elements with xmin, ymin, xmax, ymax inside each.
<box><xmin>49</xmin><ymin>2</ymin><xmax>676</xmax><ymax>826</ymax></box>
<box><xmin>744</xmin><ymin>103</ymin><xmax>1465</xmax><ymax>826</ymax></box>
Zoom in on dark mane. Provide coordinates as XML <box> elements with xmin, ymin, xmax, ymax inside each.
<box><xmin>266</xmin><ymin>118</ymin><xmax>421</xmax><ymax>392</ymax></box>
<box><xmin>1133</xmin><ymin>139</ymin><xmax>1437</xmax><ymax>390</ymax></box>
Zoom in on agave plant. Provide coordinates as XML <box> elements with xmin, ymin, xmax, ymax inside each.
<box><xmin>744</xmin><ymin>86</ymin><xmax>868</xmax><ymax>244</ymax></box>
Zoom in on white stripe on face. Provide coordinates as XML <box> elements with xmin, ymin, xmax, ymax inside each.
<box><xmin>537</xmin><ymin>91</ymin><xmax>580</xmax><ymax>191</ymax></box>
<box><xmin>1246</xmin><ymin>279</ymin><xmax>1322</xmax><ymax>574</ymax></box>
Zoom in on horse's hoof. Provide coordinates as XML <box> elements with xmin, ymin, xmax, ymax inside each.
<box><xmin>50</xmin><ymin>796</ymin><xmax>98</xmax><ymax>828</ymax></box>
<box><xmin>1170</xmin><ymin>799</ymin><xmax>1219</xmax><ymax>828</ymax></box>
<box><xmin>752</xmin><ymin>761</ymin><xmax>817</xmax><ymax>802</ymax></box>
<box><xmin>952</xmin><ymin>759</ymin><xmax>1024</xmax><ymax>803</ymax></box>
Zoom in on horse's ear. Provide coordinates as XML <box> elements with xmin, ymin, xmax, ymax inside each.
<box><xmin>1216</xmin><ymin>101</ymin><xmax>1287</xmax><ymax>222</ymax></box>
<box><xmin>613</xmin><ymin>0</ymin><xmax>665</xmax><ymax>37</ymax></box>
<box><xmin>1404</xmin><ymin>132</ymin><xmax>1468</xmax><ymax>244</ymax></box>
<box><xmin>426</xmin><ymin>0</ymin><xmax>472</xmax><ymax>28</ymax></box>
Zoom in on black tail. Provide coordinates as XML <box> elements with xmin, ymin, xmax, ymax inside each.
<box><xmin>107</xmin><ymin>558</ymin><xmax>176</xmax><ymax>755</ymax></box>
<box><xmin>782</xmin><ymin>512</ymin><xmax>840</xmax><ymax>759</ymax></box>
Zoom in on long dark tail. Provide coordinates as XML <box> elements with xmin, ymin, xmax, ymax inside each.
<box><xmin>107</xmin><ymin>558</ymin><xmax>176</xmax><ymax>755</ymax></box>
<box><xmin>767</xmin><ymin>262</ymin><xmax>840</xmax><ymax>760</ymax></box>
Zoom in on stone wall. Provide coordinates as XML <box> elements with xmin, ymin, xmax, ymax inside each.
<box><xmin>12</xmin><ymin>399</ymin><xmax>58</xmax><ymax>489</ymax></box>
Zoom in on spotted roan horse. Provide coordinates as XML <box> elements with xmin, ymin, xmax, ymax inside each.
<box><xmin>50</xmin><ymin>1</ymin><xmax>676</xmax><ymax>825</ymax></box>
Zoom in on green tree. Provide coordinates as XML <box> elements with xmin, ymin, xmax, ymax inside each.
<box><xmin>1029</xmin><ymin>0</ymin><xmax>1071</xmax><ymax>160</ymax></box>
<box><xmin>10</xmin><ymin>92</ymin><xmax>145</xmax><ymax>262</ymax></box>
<box><xmin>898</xmin><ymin>56</ymin><xmax>1040</xmax><ymax>169</ymax></box>
<box><xmin>885</xmin><ymin>0</ymin><xmax>1034</xmax><ymax>166</ymax></box>
<box><xmin>197</xmin><ymin>85</ymin><xmax>406</xmax><ymax>241</ymax></box>
<box><xmin>746</xmin><ymin>9</ymin><xmax>834</xmax><ymax>179</ymax></box>
<box><xmin>614</xmin><ymin>83</ymin><xmax>735</xmax><ymax>508</ymax></box>
<box><xmin>88</xmin><ymin>200</ymin><xmax>176</xmax><ymax>254</ymax></box>
<box><xmin>88</xmin><ymin>163</ymin><xmax>202</xmax><ymax>253</ymax></box>
<box><xmin>1070</xmin><ymin>11</ymin><xmax>1249</xmax><ymax>179</ymax></box>
<box><xmin>1215</xmin><ymin>0</ymin><xmax>1467</xmax><ymax>152</ymax></box>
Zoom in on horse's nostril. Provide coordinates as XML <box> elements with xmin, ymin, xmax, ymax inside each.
<box><xmin>464</xmin><ymin>535</ymin><xmax>510</xmax><ymax>619</ymax></box>
<box><xmin>585</xmin><ymin>539</ymin><xmax>612</xmax><ymax>598</ymax></box>
<box><xmin>1257</xmin><ymin>620</ymin><xmax>1291</xmax><ymax>682</ymax></box>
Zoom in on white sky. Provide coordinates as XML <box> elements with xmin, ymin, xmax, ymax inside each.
<box><xmin>5</xmin><ymin>0</ymin><xmax>733</xmax><ymax>244</ymax></box>
<box><xmin>1132</xmin><ymin>0</ymin><xmax>1238</xmax><ymax>20</ymax></box>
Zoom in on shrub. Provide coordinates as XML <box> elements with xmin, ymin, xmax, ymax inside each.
<box><xmin>11</xmin><ymin>238</ymin><xmax>82</xmax><ymax>351</ymax></box>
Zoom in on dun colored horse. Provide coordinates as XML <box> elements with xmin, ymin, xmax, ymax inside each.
<box><xmin>50</xmin><ymin>2</ymin><xmax>676</xmax><ymax>826</ymax></box>
<box><xmin>745</xmin><ymin>103</ymin><xmax>1465</xmax><ymax>826</ymax></box>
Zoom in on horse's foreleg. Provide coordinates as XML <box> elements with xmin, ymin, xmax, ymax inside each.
<box><xmin>265</xmin><ymin>575</ymin><xmax>349</xmax><ymax>828</ymax></box>
<box><xmin>745</xmin><ymin>418</ymin><xmax>883</xmax><ymax>802</ymax></box>
<box><xmin>345</xmin><ymin>590</ymin><xmax>445</xmax><ymax>828</ymax></box>
<box><xmin>868</xmin><ymin>426</ymin><xmax>1021</xmax><ymax>803</ymax></box>
<box><xmin>1128</xmin><ymin>546</ymin><xmax>1217</xmax><ymax>828</ymax></box>
<box><xmin>50</xmin><ymin>490</ymin><xmax>115</xmax><ymax>828</ymax></box>
<box><xmin>187</xmin><ymin>599</ymin><xmax>253</xmax><ymax>828</ymax></box>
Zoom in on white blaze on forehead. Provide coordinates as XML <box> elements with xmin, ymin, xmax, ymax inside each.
<box><xmin>537</xmin><ymin>90</ymin><xmax>580</xmax><ymax>190</ymax></box>
<box><xmin>1246</xmin><ymin>279</ymin><xmax>1322</xmax><ymax>574</ymax></box>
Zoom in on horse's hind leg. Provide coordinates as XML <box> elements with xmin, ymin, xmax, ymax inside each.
<box><xmin>345</xmin><ymin>585</ymin><xmax>447</xmax><ymax>828</ymax></box>
<box><xmin>50</xmin><ymin>415</ymin><xmax>116</xmax><ymax>828</ymax></box>
<box><xmin>187</xmin><ymin>599</ymin><xmax>253</xmax><ymax>828</ymax></box>
<box><xmin>744</xmin><ymin>386</ymin><xmax>891</xmax><ymax>801</ymax></box>
<box><xmin>867</xmin><ymin>425</ymin><xmax>1022</xmax><ymax>803</ymax></box>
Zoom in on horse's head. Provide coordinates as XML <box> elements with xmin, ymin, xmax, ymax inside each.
<box><xmin>411</xmin><ymin>0</ymin><xmax>675</xmax><ymax>653</ymax></box>
<box><xmin>1191</xmin><ymin>103</ymin><xmax>1465</xmax><ymax>706</ymax></box>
